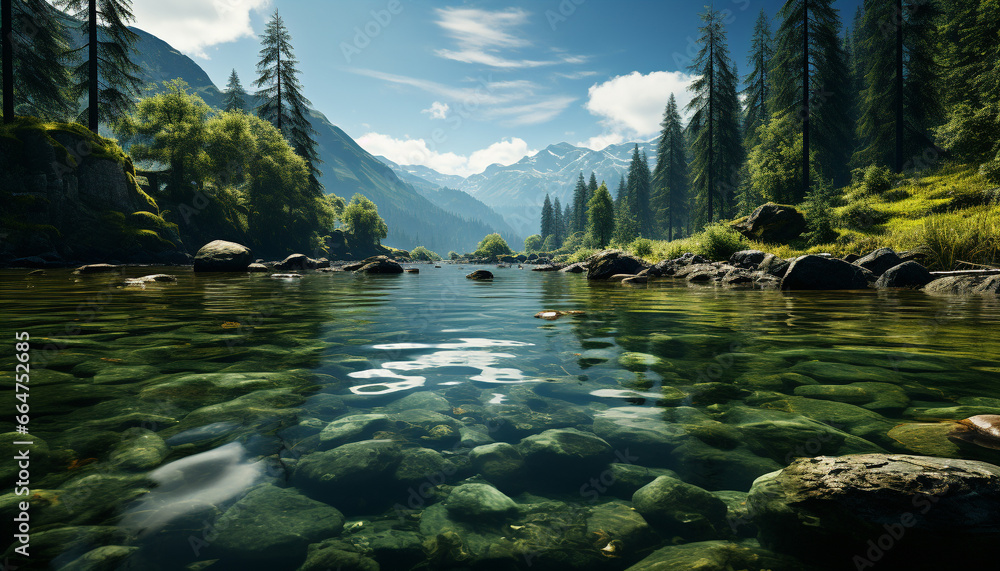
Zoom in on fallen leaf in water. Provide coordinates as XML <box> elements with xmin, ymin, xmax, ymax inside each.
<box><xmin>221</xmin><ymin>322</ymin><xmax>241</xmax><ymax>329</ymax></box>
<box><xmin>534</xmin><ymin>310</ymin><xmax>585</xmax><ymax>320</ymax></box>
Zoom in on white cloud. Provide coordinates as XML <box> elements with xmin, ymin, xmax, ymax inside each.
<box><xmin>435</xmin><ymin>49</ymin><xmax>552</xmax><ymax>69</ymax></box>
<box><xmin>421</xmin><ymin>101</ymin><xmax>450</xmax><ymax>120</ymax></box>
<box><xmin>583</xmin><ymin>71</ymin><xmax>697</xmax><ymax>146</ymax></box>
<box><xmin>577</xmin><ymin>133</ymin><xmax>625</xmax><ymax>152</ymax></box>
<box><xmin>556</xmin><ymin>71</ymin><xmax>599</xmax><ymax>80</ymax></box>
<box><xmin>487</xmin><ymin>97</ymin><xmax>577</xmax><ymax>126</ymax></box>
<box><xmin>350</xmin><ymin>69</ymin><xmax>522</xmax><ymax>106</ymax></box>
<box><xmin>432</xmin><ymin>7</ymin><xmax>582</xmax><ymax>69</ymax></box>
<box><xmin>468</xmin><ymin>139</ymin><xmax>537</xmax><ymax>173</ymax></box>
<box><xmin>435</xmin><ymin>7</ymin><xmax>531</xmax><ymax>50</ymax></box>
<box><xmin>353</xmin><ymin>69</ymin><xmax>570</xmax><ymax>127</ymax></box>
<box><xmin>358</xmin><ymin>133</ymin><xmax>535</xmax><ymax>177</ymax></box>
<box><xmin>131</xmin><ymin>0</ymin><xmax>271</xmax><ymax>59</ymax></box>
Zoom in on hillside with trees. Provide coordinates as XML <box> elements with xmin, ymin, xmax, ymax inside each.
<box><xmin>529</xmin><ymin>0</ymin><xmax>999</xmax><ymax>271</ymax></box>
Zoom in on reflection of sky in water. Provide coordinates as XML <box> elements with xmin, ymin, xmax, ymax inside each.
<box><xmin>348</xmin><ymin>338</ymin><xmax>536</xmax><ymax>395</ymax></box>
<box><xmin>121</xmin><ymin>442</ymin><xmax>265</xmax><ymax>536</ymax></box>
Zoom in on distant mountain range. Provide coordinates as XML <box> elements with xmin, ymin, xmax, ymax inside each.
<box><xmin>90</xmin><ymin>23</ymin><xmax>516</xmax><ymax>253</ymax></box>
<box><xmin>377</xmin><ymin>141</ymin><xmax>657</xmax><ymax>238</ymax></box>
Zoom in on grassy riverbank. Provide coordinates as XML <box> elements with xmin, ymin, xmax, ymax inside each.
<box><xmin>551</xmin><ymin>164</ymin><xmax>1000</xmax><ymax>271</ymax></box>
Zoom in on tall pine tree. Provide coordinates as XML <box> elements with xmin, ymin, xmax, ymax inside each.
<box><xmin>255</xmin><ymin>9</ymin><xmax>323</xmax><ymax>192</ymax></box>
<box><xmin>587</xmin><ymin>172</ymin><xmax>598</xmax><ymax>207</ymax></box>
<box><xmin>631</xmin><ymin>148</ymin><xmax>652</xmax><ymax>236</ymax></box>
<box><xmin>652</xmin><ymin>94</ymin><xmax>689</xmax><ymax>241</ymax></box>
<box><xmin>772</xmin><ymin>0</ymin><xmax>852</xmax><ymax>190</ymax></box>
<box><xmin>686</xmin><ymin>6</ymin><xmax>743</xmax><ymax>224</ymax></box>
<box><xmin>62</xmin><ymin>0</ymin><xmax>142</xmax><ymax>132</ymax></box>
<box><xmin>587</xmin><ymin>182</ymin><xmax>615</xmax><ymax>248</ymax></box>
<box><xmin>742</xmin><ymin>9</ymin><xmax>774</xmax><ymax>149</ymax></box>
<box><xmin>2</xmin><ymin>0</ymin><xmax>74</xmax><ymax>122</ymax></box>
<box><xmin>552</xmin><ymin>196</ymin><xmax>563</xmax><ymax>245</ymax></box>
<box><xmin>856</xmin><ymin>0</ymin><xmax>943</xmax><ymax>171</ymax></box>
<box><xmin>224</xmin><ymin>69</ymin><xmax>247</xmax><ymax>112</ymax></box>
<box><xmin>941</xmin><ymin>0</ymin><xmax>1000</xmax><ymax>108</ymax></box>
<box><xmin>571</xmin><ymin>172</ymin><xmax>588</xmax><ymax>233</ymax></box>
<box><xmin>540</xmin><ymin>194</ymin><xmax>554</xmax><ymax>241</ymax></box>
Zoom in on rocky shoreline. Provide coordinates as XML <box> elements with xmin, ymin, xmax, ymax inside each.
<box><xmin>543</xmin><ymin>248</ymin><xmax>999</xmax><ymax>296</ymax></box>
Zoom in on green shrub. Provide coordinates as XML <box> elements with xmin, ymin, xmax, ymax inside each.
<box><xmin>524</xmin><ymin>234</ymin><xmax>543</xmax><ymax>252</ymax></box>
<box><xmin>700</xmin><ymin>223</ymin><xmax>750</xmax><ymax>261</ymax></box>
<box><xmin>840</xmin><ymin>199</ymin><xmax>891</xmax><ymax>230</ymax></box>
<box><xmin>804</xmin><ymin>180</ymin><xmax>839</xmax><ymax>246</ymax></box>
<box><xmin>474</xmin><ymin>233</ymin><xmax>513</xmax><ymax>259</ymax></box>
<box><xmin>630</xmin><ymin>237</ymin><xmax>653</xmax><ymax>258</ymax></box>
<box><xmin>448</xmin><ymin>251</ymin><xmax>460</xmax><ymax>260</ymax></box>
<box><xmin>862</xmin><ymin>165</ymin><xmax>894</xmax><ymax>196</ymax></box>
<box><xmin>982</xmin><ymin>157</ymin><xmax>1000</xmax><ymax>185</ymax></box>
<box><xmin>565</xmin><ymin>248</ymin><xmax>597</xmax><ymax>264</ymax></box>
<box><xmin>410</xmin><ymin>246</ymin><xmax>442</xmax><ymax>261</ymax></box>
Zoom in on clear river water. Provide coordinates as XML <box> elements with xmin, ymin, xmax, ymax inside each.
<box><xmin>2</xmin><ymin>264</ymin><xmax>1000</xmax><ymax>570</ymax></box>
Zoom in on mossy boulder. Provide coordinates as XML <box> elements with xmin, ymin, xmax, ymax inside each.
<box><xmin>0</xmin><ymin>118</ymin><xmax>183</xmax><ymax>261</ymax></box>
<box><xmin>732</xmin><ymin>203</ymin><xmax>806</xmax><ymax>243</ymax></box>
<box><xmin>192</xmin><ymin>240</ymin><xmax>253</xmax><ymax>272</ymax></box>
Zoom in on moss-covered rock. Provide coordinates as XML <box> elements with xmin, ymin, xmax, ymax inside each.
<box><xmin>0</xmin><ymin>118</ymin><xmax>184</xmax><ymax>262</ymax></box>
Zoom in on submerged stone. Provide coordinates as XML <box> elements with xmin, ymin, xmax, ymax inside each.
<box><xmin>212</xmin><ymin>484</ymin><xmax>345</xmax><ymax>563</ymax></box>
<box><xmin>586</xmin><ymin>499</ymin><xmax>654</xmax><ymax>551</ymax></box>
<box><xmin>318</xmin><ymin>413</ymin><xmax>393</xmax><ymax>449</ymax></box>
<box><xmin>443</xmin><ymin>483</ymin><xmax>517</xmax><ymax>520</ymax></box>
<box><xmin>469</xmin><ymin>442</ymin><xmax>524</xmax><ymax>491</ymax></box>
<box><xmin>58</xmin><ymin>545</ymin><xmax>139</xmax><ymax>571</ymax></box>
<box><xmin>626</xmin><ymin>540</ymin><xmax>798</xmax><ymax>571</ymax></box>
<box><xmin>632</xmin><ymin>475</ymin><xmax>729</xmax><ymax>540</ymax></box>
<box><xmin>517</xmin><ymin>428</ymin><xmax>613</xmax><ymax>480</ymax></box>
<box><xmin>109</xmin><ymin>428</ymin><xmax>169</xmax><ymax>471</ymax></box>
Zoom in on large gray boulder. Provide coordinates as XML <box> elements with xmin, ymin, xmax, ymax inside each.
<box><xmin>875</xmin><ymin>261</ymin><xmax>933</xmax><ymax>289</ymax></box>
<box><xmin>193</xmin><ymin>240</ymin><xmax>252</xmax><ymax>272</ymax></box>
<box><xmin>587</xmin><ymin>250</ymin><xmax>650</xmax><ymax>280</ymax></box>
<box><xmin>747</xmin><ymin>454</ymin><xmax>1000</xmax><ymax>568</ymax></box>
<box><xmin>354</xmin><ymin>256</ymin><xmax>404</xmax><ymax>274</ymax></box>
<box><xmin>275</xmin><ymin>253</ymin><xmax>320</xmax><ymax>270</ymax></box>
<box><xmin>781</xmin><ymin>255</ymin><xmax>871</xmax><ymax>290</ymax></box>
<box><xmin>924</xmin><ymin>274</ymin><xmax>1000</xmax><ymax>296</ymax></box>
<box><xmin>733</xmin><ymin>203</ymin><xmax>806</xmax><ymax>243</ymax></box>
<box><xmin>854</xmin><ymin>247</ymin><xmax>903</xmax><ymax>277</ymax></box>
<box><xmin>729</xmin><ymin>250</ymin><xmax>767</xmax><ymax>269</ymax></box>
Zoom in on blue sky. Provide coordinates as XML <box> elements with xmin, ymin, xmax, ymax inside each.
<box><xmin>130</xmin><ymin>0</ymin><xmax>862</xmax><ymax>176</ymax></box>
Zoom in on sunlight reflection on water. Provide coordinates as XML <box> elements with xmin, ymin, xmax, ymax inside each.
<box><xmin>348</xmin><ymin>338</ymin><xmax>538</xmax><ymax>394</ymax></box>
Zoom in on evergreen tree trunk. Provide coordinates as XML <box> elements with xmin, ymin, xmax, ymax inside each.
<box><xmin>667</xmin><ymin>189</ymin><xmax>673</xmax><ymax>241</ymax></box>
<box><xmin>894</xmin><ymin>0</ymin><xmax>903</xmax><ymax>173</ymax></box>
<box><xmin>88</xmin><ymin>0</ymin><xmax>98</xmax><ymax>132</ymax></box>
<box><xmin>2</xmin><ymin>0</ymin><xmax>12</xmax><ymax>123</ymax></box>
<box><xmin>708</xmin><ymin>34</ymin><xmax>714</xmax><ymax>224</ymax></box>
<box><xmin>802</xmin><ymin>0</ymin><xmax>810</xmax><ymax>199</ymax></box>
